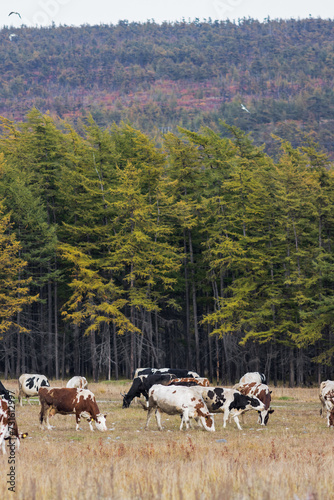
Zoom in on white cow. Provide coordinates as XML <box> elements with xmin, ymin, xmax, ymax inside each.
<box><xmin>237</xmin><ymin>372</ymin><xmax>266</xmax><ymax>387</ymax></box>
<box><xmin>66</xmin><ymin>376</ymin><xmax>88</xmax><ymax>389</ymax></box>
<box><xmin>18</xmin><ymin>374</ymin><xmax>50</xmax><ymax>406</ymax></box>
<box><xmin>319</xmin><ymin>380</ymin><xmax>334</xmax><ymax>426</ymax></box>
<box><xmin>144</xmin><ymin>384</ymin><xmax>215</xmax><ymax>432</ymax></box>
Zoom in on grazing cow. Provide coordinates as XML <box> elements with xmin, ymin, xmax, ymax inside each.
<box><xmin>0</xmin><ymin>380</ymin><xmax>12</xmax><ymax>400</ymax></box>
<box><xmin>143</xmin><ymin>384</ymin><xmax>215</xmax><ymax>432</ymax></box>
<box><xmin>319</xmin><ymin>380</ymin><xmax>334</xmax><ymax>426</ymax></box>
<box><xmin>0</xmin><ymin>397</ymin><xmax>28</xmax><ymax>455</ymax></box>
<box><xmin>133</xmin><ymin>368</ymin><xmax>200</xmax><ymax>379</ymax></box>
<box><xmin>237</xmin><ymin>372</ymin><xmax>267</xmax><ymax>386</ymax></box>
<box><xmin>18</xmin><ymin>374</ymin><xmax>50</xmax><ymax>406</ymax></box>
<box><xmin>66</xmin><ymin>376</ymin><xmax>88</xmax><ymax>389</ymax></box>
<box><xmin>237</xmin><ymin>382</ymin><xmax>274</xmax><ymax>425</ymax></box>
<box><xmin>122</xmin><ymin>373</ymin><xmax>176</xmax><ymax>408</ymax></box>
<box><xmin>191</xmin><ymin>386</ymin><xmax>265</xmax><ymax>430</ymax></box>
<box><xmin>39</xmin><ymin>387</ymin><xmax>107</xmax><ymax>431</ymax></box>
<box><xmin>319</xmin><ymin>380</ymin><xmax>334</xmax><ymax>417</ymax></box>
<box><xmin>168</xmin><ymin>377</ymin><xmax>210</xmax><ymax>387</ymax></box>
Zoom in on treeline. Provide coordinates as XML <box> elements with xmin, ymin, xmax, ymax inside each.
<box><xmin>0</xmin><ymin>110</ymin><xmax>334</xmax><ymax>385</ymax></box>
<box><xmin>0</xmin><ymin>18</ymin><xmax>334</xmax><ymax>158</ymax></box>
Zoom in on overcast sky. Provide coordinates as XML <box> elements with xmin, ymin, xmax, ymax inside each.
<box><xmin>2</xmin><ymin>0</ymin><xmax>333</xmax><ymax>28</ymax></box>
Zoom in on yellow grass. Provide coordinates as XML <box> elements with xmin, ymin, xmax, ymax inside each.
<box><xmin>1</xmin><ymin>379</ymin><xmax>333</xmax><ymax>500</ymax></box>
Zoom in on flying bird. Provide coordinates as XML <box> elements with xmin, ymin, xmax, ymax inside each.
<box><xmin>9</xmin><ymin>11</ymin><xmax>21</xmax><ymax>18</ymax></box>
<box><xmin>241</xmin><ymin>104</ymin><xmax>250</xmax><ymax>113</ymax></box>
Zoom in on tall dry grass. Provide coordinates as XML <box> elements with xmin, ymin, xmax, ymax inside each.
<box><xmin>1</xmin><ymin>379</ymin><xmax>333</xmax><ymax>499</ymax></box>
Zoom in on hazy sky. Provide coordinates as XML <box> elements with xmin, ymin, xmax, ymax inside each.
<box><xmin>3</xmin><ymin>0</ymin><xmax>333</xmax><ymax>27</ymax></box>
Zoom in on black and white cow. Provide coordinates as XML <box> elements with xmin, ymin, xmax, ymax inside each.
<box><xmin>0</xmin><ymin>380</ymin><xmax>12</xmax><ymax>400</ymax></box>
<box><xmin>122</xmin><ymin>373</ymin><xmax>176</xmax><ymax>408</ymax></box>
<box><xmin>143</xmin><ymin>384</ymin><xmax>215</xmax><ymax>432</ymax></box>
<box><xmin>133</xmin><ymin>368</ymin><xmax>200</xmax><ymax>379</ymax></box>
<box><xmin>18</xmin><ymin>374</ymin><xmax>50</xmax><ymax>406</ymax></box>
<box><xmin>191</xmin><ymin>386</ymin><xmax>265</xmax><ymax>430</ymax></box>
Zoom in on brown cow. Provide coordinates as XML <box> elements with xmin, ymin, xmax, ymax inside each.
<box><xmin>0</xmin><ymin>397</ymin><xmax>28</xmax><ymax>454</ymax></box>
<box><xmin>168</xmin><ymin>377</ymin><xmax>210</xmax><ymax>387</ymax></box>
<box><xmin>39</xmin><ymin>387</ymin><xmax>107</xmax><ymax>432</ymax></box>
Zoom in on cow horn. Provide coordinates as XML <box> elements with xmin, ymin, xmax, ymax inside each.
<box><xmin>120</xmin><ymin>392</ymin><xmax>125</xmax><ymax>397</ymax></box>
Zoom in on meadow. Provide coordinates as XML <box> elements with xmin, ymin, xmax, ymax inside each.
<box><xmin>0</xmin><ymin>379</ymin><xmax>333</xmax><ymax>500</ymax></box>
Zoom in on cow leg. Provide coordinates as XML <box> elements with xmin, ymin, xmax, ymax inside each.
<box><xmin>0</xmin><ymin>427</ymin><xmax>6</xmax><ymax>455</ymax></box>
<box><xmin>155</xmin><ymin>408</ymin><xmax>163</xmax><ymax>431</ymax></box>
<box><xmin>180</xmin><ymin>409</ymin><xmax>190</xmax><ymax>430</ymax></box>
<box><xmin>232</xmin><ymin>413</ymin><xmax>243</xmax><ymax>430</ymax></box>
<box><xmin>223</xmin><ymin>409</ymin><xmax>230</xmax><ymax>428</ymax></box>
<box><xmin>76</xmin><ymin>413</ymin><xmax>81</xmax><ymax>431</ymax></box>
<box><xmin>145</xmin><ymin>407</ymin><xmax>154</xmax><ymax>430</ymax></box>
<box><xmin>87</xmin><ymin>418</ymin><xmax>94</xmax><ymax>432</ymax></box>
<box><xmin>45</xmin><ymin>412</ymin><xmax>53</xmax><ymax>430</ymax></box>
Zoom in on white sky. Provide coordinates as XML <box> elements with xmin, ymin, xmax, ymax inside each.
<box><xmin>2</xmin><ymin>0</ymin><xmax>333</xmax><ymax>28</ymax></box>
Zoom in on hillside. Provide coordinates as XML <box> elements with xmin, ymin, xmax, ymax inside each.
<box><xmin>0</xmin><ymin>18</ymin><xmax>334</xmax><ymax>155</ymax></box>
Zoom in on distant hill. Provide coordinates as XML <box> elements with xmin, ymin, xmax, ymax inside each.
<box><xmin>1</xmin><ymin>18</ymin><xmax>334</xmax><ymax>156</ymax></box>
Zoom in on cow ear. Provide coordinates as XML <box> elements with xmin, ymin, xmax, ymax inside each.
<box><xmin>104</xmin><ymin>414</ymin><xmax>107</xmax><ymax>418</ymax></box>
<box><xmin>270</xmin><ymin>391</ymin><xmax>272</xmax><ymax>394</ymax></box>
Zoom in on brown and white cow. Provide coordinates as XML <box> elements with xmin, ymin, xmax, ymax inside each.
<box><xmin>66</xmin><ymin>376</ymin><xmax>88</xmax><ymax>389</ymax></box>
<box><xmin>167</xmin><ymin>377</ymin><xmax>210</xmax><ymax>387</ymax></box>
<box><xmin>39</xmin><ymin>387</ymin><xmax>107</xmax><ymax>432</ymax></box>
<box><xmin>143</xmin><ymin>384</ymin><xmax>215</xmax><ymax>432</ymax></box>
<box><xmin>319</xmin><ymin>380</ymin><xmax>334</xmax><ymax>426</ymax></box>
<box><xmin>237</xmin><ymin>382</ymin><xmax>274</xmax><ymax>425</ymax></box>
<box><xmin>0</xmin><ymin>397</ymin><xmax>28</xmax><ymax>455</ymax></box>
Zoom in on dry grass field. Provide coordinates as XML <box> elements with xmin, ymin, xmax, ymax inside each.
<box><xmin>1</xmin><ymin>379</ymin><xmax>333</xmax><ymax>500</ymax></box>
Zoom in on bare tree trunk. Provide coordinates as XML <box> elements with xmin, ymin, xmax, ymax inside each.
<box><xmin>183</xmin><ymin>230</ymin><xmax>191</xmax><ymax>368</ymax></box>
<box><xmin>54</xmin><ymin>280</ymin><xmax>59</xmax><ymax>379</ymax></box>
<box><xmin>215</xmin><ymin>335</ymin><xmax>220</xmax><ymax>384</ymax></box>
<box><xmin>113</xmin><ymin>323</ymin><xmax>119</xmax><ymax>380</ymax></box>
<box><xmin>74</xmin><ymin>323</ymin><xmax>80</xmax><ymax>374</ymax></box>
<box><xmin>289</xmin><ymin>348</ymin><xmax>295</xmax><ymax>387</ymax></box>
<box><xmin>91</xmin><ymin>330</ymin><xmax>97</xmax><ymax>382</ymax></box>
<box><xmin>188</xmin><ymin>230</ymin><xmax>200</xmax><ymax>373</ymax></box>
<box><xmin>61</xmin><ymin>328</ymin><xmax>66</xmax><ymax>379</ymax></box>
<box><xmin>48</xmin><ymin>274</ymin><xmax>53</xmax><ymax>378</ymax></box>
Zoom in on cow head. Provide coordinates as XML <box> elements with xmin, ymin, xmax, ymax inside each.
<box><xmin>262</xmin><ymin>408</ymin><xmax>275</xmax><ymax>425</ymax></box>
<box><xmin>95</xmin><ymin>413</ymin><xmax>107</xmax><ymax>431</ymax></box>
<box><xmin>122</xmin><ymin>394</ymin><xmax>132</xmax><ymax>408</ymax></box>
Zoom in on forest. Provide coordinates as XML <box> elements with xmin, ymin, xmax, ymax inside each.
<box><xmin>0</xmin><ymin>108</ymin><xmax>333</xmax><ymax>386</ymax></box>
<box><xmin>0</xmin><ymin>18</ymin><xmax>334</xmax><ymax>158</ymax></box>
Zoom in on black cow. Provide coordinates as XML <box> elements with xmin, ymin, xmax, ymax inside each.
<box><xmin>122</xmin><ymin>373</ymin><xmax>176</xmax><ymax>408</ymax></box>
<box><xmin>0</xmin><ymin>381</ymin><xmax>12</xmax><ymax>400</ymax></box>
<box><xmin>133</xmin><ymin>368</ymin><xmax>200</xmax><ymax>379</ymax></box>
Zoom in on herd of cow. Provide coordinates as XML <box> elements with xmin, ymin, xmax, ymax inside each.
<box><xmin>1</xmin><ymin>368</ymin><xmax>334</xmax><ymax>455</ymax></box>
